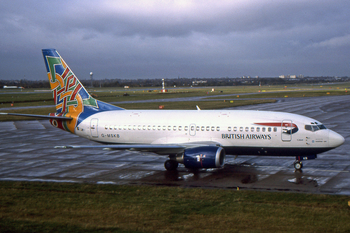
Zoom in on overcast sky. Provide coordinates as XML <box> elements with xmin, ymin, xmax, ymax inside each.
<box><xmin>1</xmin><ymin>0</ymin><xmax>350</xmax><ymax>80</ymax></box>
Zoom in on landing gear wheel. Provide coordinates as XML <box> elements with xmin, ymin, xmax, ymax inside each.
<box><xmin>164</xmin><ymin>160</ymin><xmax>178</xmax><ymax>171</ymax></box>
<box><xmin>294</xmin><ymin>161</ymin><xmax>303</xmax><ymax>170</ymax></box>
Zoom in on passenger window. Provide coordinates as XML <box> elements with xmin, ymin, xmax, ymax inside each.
<box><xmin>256</xmin><ymin>127</ymin><xmax>260</xmax><ymax>132</ymax></box>
<box><xmin>239</xmin><ymin>127</ymin><xmax>243</xmax><ymax>132</ymax></box>
<box><xmin>216</xmin><ymin>126</ymin><xmax>220</xmax><ymax>131</ymax></box>
<box><xmin>142</xmin><ymin>125</ymin><xmax>146</xmax><ymax>130</ymax></box>
<box><xmin>191</xmin><ymin>126</ymin><xmax>195</xmax><ymax>131</ymax></box>
<box><xmin>153</xmin><ymin>125</ymin><xmax>156</xmax><ymax>130</ymax></box>
<box><xmin>138</xmin><ymin>125</ymin><xmax>141</xmax><ymax>130</ymax></box>
<box><xmin>179</xmin><ymin>126</ymin><xmax>182</xmax><ymax>131</ymax></box>
<box><xmin>196</xmin><ymin>126</ymin><xmax>200</xmax><ymax>131</ymax></box>
<box><xmin>173</xmin><ymin>126</ymin><xmax>177</xmax><ymax>131</ymax></box>
<box><xmin>262</xmin><ymin>127</ymin><xmax>266</xmax><ymax>132</ymax></box>
<box><xmin>206</xmin><ymin>126</ymin><xmax>210</xmax><ymax>131</ymax></box>
<box><xmin>245</xmin><ymin>127</ymin><xmax>249</xmax><ymax>132</ymax></box>
<box><xmin>147</xmin><ymin>125</ymin><xmax>151</xmax><ymax>130</ymax></box>
<box><xmin>268</xmin><ymin>127</ymin><xmax>271</xmax><ymax>132</ymax></box>
<box><xmin>201</xmin><ymin>126</ymin><xmax>205</xmax><ymax>131</ymax></box>
<box><xmin>105</xmin><ymin>125</ymin><xmax>108</xmax><ymax>130</ymax></box>
<box><xmin>184</xmin><ymin>126</ymin><xmax>188</xmax><ymax>131</ymax></box>
<box><xmin>211</xmin><ymin>126</ymin><xmax>215</xmax><ymax>131</ymax></box>
<box><xmin>163</xmin><ymin>126</ymin><xmax>166</xmax><ymax>131</ymax></box>
<box><xmin>168</xmin><ymin>126</ymin><xmax>171</xmax><ymax>131</ymax></box>
<box><xmin>228</xmin><ymin>127</ymin><xmax>232</xmax><ymax>131</ymax></box>
<box><xmin>233</xmin><ymin>127</ymin><xmax>237</xmax><ymax>132</ymax></box>
<box><xmin>251</xmin><ymin>127</ymin><xmax>254</xmax><ymax>132</ymax></box>
<box><xmin>273</xmin><ymin>127</ymin><xmax>277</xmax><ymax>132</ymax></box>
<box><xmin>123</xmin><ymin>125</ymin><xmax>127</xmax><ymax>130</ymax></box>
<box><xmin>128</xmin><ymin>125</ymin><xmax>132</xmax><ymax>130</ymax></box>
<box><xmin>133</xmin><ymin>125</ymin><xmax>136</xmax><ymax>130</ymax></box>
<box><xmin>158</xmin><ymin>125</ymin><xmax>161</xmax><ymax>131</ymax></box>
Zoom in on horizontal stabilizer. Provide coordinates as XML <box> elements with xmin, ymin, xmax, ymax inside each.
<box><xmin>0</xmin><ymin>112</ymin><xmax>72</xmax><ymax>120</ymax></box>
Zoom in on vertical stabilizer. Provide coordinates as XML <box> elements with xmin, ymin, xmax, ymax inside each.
<box><xmin>42</xmin><ymin>49</ymin><xmax>122</xmax><ymax>133</ymax></box>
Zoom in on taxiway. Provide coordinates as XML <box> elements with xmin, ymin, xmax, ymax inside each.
<box><xmin>0</xmin><ymin>95</ymin><xmax>349</xmax><ymax>195</ymax></box>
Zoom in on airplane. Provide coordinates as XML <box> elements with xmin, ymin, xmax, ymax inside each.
<box><xmin>0</xmin><ymin>49</ymin><xmax>345</xmax><ymax>171</ymax></box>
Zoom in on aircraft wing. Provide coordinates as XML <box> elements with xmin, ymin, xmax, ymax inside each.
<box><xmin>54</xmin><ymin>141</ymin><xmax>222</xmax><ymax>155</ymax></box>
<box><xmin>0</xmin><ymin>112</ymin><xmax>72</xmax><ymax>120</ymax></box>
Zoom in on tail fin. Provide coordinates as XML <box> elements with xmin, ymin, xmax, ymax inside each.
<box><xmin>42</xmin><ymin>49</ymin><xmax>123</xmax><ymax>132</ymax></box>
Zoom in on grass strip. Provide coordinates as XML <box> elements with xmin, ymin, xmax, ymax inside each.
<box><xmin>208</xmin><ymin>90</ymin><xmax>350</xmax><ymax>99</ymax></box>
<box><xmin>117</xmin><ymin>99</ymin><xmax>276</xmax><ymax>110</ymax></box>
<box><xmin>0</xmin><ymin>181</ymin><xmax>349</xmax><ymax>233</ymax></box>
<box><xmin>0</xmin><ymin>100</ymin><xmax>276</xmax><ymax>121</ymax></box>
<box><xmin>1</xmin><ymin>84</ymin><xmax>349</xmax><ymax>108</ymax></box>
<box><xmin>0</xmin><ymin>107</ymin><xmax>56</xmax><ymax>121</ymax></box>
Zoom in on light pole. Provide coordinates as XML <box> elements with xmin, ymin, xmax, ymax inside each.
<box><xmin>90</xmin><ymin>72</ymin><xmax>93</xmax><ymax>88</ymax></box>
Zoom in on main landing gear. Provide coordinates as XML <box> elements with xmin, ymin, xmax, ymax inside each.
<box><xmin>164</xmin><ymin>160</ymin><xmax>178</xmax><ymax>171</ymax></box>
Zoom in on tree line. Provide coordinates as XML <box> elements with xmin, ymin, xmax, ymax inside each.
<box><xmin>1</xmin><ymin>76</ymin><xmax>349</xmax><ymax>89</ymax></box>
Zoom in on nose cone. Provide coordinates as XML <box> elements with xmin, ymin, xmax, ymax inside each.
<box><xmin>328</xmin><ymin>130</ymin><xmax>345</xmax><ymax>148</ymax></box>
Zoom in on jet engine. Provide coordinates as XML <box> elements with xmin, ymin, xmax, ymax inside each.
<box><xmin>182</xmin><ymin>146</ymin><xmax>226</xmax><ymax>169</ymax></box>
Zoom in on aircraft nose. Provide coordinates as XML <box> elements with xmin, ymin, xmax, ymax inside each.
<box><xmin>328</xmin><ymin>130</ymin><xmax>345</xmax><ymax>148</ymax></box>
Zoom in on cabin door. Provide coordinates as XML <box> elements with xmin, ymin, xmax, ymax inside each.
<box><xmin>281</xmin><ymin>120</ymin><xmax>292</xmax><ymax>142</ymax></box>
<box><xmin>90</xmin><ymin>118</ymin><xmax>99</xmax><ymax>138</ymax></box>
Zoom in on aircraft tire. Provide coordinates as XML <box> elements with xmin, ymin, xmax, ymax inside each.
<box><xmin>294</xmin><ymin>161</ymin><xmax>303</xmax><ymax>170</ymax></box>
<box><xmin>164</xmin><ymin>160</ymin><xmax>178</xmax><ymax>171</ymax></box>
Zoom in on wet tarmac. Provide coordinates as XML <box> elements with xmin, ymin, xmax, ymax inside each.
<box><xmin>0</xmin><ymin>95</ymin><xmax>349</xmax><ymax>195</ymax></box>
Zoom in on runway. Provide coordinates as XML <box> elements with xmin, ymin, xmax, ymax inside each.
<box><xmin>0</xmin><ymin>95</ymin><xmax>349</xmax><ymax>195</ymax></box>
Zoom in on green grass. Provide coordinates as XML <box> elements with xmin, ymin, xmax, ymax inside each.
<box><xmin>0</xmin><ymin>107</ymin><xmax>56</xmax><ymax>121</ymax></box>
<box><xmin>208</xmin><ymin>89</ymin><xmax>350</xmax><ymax>99</ymax></box>
<box><xmin>0</xmin><ymin>181</ymin><xmax>349</xmax><ymax>233</ymax></box>
<box><xmin>117</xmin><ymin>99</ymin><xmax>276</xmax><ymax>110</ymax></box>
<box><xmin>1</xmin><ymin>83</ymin><xmax>349</xmax><ymax>121</ymax></box>
<box><xmin>0</xmin><ymin>100</ymin><xmax>275</xmax><ymax>121</ymax></box>
<box><xmin>1</xmin><ymin>84</ymin><xmax>350</xmax><ymax>109</ymax></box>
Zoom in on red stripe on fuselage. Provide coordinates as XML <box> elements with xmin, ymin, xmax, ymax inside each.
<box><xmin>254</xmin><ymin>122</ymin><xmax>298</xmax><ymax>128</ymax></box>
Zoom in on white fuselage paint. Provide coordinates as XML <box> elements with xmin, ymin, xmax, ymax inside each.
<box><xmin>74</xmin><ymin>110</ymin><xmax>344</xmax><ymax>155</ymax></box>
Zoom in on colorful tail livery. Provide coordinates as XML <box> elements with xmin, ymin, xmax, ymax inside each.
<box><xmin>42</xmin><ymin>49</ymin><xmax>123</xmax><ymax>133</ymax></box>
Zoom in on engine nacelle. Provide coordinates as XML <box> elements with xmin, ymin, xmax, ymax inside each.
<box><xmin>182</xmin><ymin>146</ymin><xmax>226</xmax><ymax>169</ymax></box>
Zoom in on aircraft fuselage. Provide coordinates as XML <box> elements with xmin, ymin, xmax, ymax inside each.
<box><xmin>72</xmin><ymin>109</ymin><xmax>344</xmax><ymax>157</ymax></box>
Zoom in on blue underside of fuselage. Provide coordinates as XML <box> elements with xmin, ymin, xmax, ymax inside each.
<box><xmin>223</xmin><ymin>146</ymin><xmax>332</xmax><ymax>156</ymax></box>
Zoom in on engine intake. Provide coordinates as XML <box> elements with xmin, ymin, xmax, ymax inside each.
<box><xmin>182</xmin><ymin>146</ymin><xmax>225</xmax><ymax>169</ymax></box>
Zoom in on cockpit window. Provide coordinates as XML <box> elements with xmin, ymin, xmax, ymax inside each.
<box><xmin>312</xmin><ymin>125</ymin><xmax>319</xmax><ymax>131</ymax></box>
<box><xmin>318</xmin><ymin>124</ymin><xmax>327</xmax><ymax>129</ymax></box>
<box><xmin>305</xmin><ymin>123</ymin><xmax>327</xmax><ymax>132</ymax></box>
<box><xmin>305</xmin><ymin>125</ymin><xmax>312</xmax><ymax>131</ymax></box>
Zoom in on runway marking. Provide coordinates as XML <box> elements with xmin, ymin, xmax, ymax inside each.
<box><xmin>303</xmin><ymin>169</ymin><xmax>349</xmax><ymax>173</ymax></box>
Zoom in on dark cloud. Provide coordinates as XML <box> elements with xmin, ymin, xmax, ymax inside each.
<box><xmin>1</xmin><ymin>0</ymin><xmax>350</xmax><ymax>80</ymax></box>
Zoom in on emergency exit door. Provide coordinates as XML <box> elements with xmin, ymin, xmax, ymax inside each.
<box><xmin>90</xmin><ymin>118</ymin><xmax>99</xmax><ymax>138</ymax></box>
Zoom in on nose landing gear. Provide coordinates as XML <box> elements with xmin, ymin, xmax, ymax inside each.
<box><xmin>293</xmin><ymin>155</ymin><xmax>317</xmax><ymax>170</ymax></box>
<box><xmin>294</xmin><ymin>160</ymin><xmax>303</xmax><ymax>170</ymax></box>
